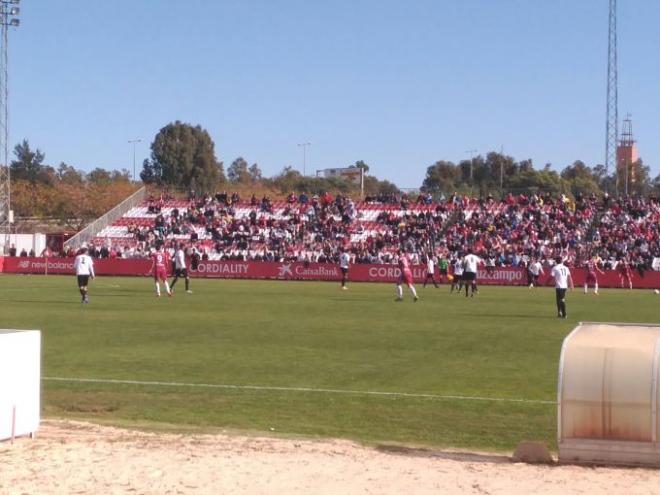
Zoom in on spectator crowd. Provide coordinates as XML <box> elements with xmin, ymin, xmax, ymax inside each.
<box><xmin>33</xmin><ymin>190</ymin><xmax>658</xmax><ymax>273</ymax></box>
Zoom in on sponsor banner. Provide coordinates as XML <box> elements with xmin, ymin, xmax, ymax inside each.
<box><xmin>2</xmin><ymin>257</ymin><xmax>660</xmax><ymax>288</ymax></box>
<box><xmin>1</xmin><ymin>257</ymin><xmax>151</xmax><ymax>276</ymax></box>
<box><xmin>190</xmin><ymin>260</ymin><xmax>343</xmax><ymax>280</ymax></box>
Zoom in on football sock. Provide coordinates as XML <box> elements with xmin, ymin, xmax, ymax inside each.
<box><xmin>155</xmin><ymin>282</ymin><xmax>161</xmax><ymax>296</ymax></box>
<box><xmin>396</xmin><ymin>285</ymin><xmax>403</xmax><ymax>299</ymax></box>
<box><xmin>409</xmin><ymin>285</ymin><xmax>418</xmax><ymax>298</ymax></box>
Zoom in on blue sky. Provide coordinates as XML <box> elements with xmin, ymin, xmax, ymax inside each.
<box><xmin>10</xmin><ymin>0</ymin><xmax>660</xmax><ymax>188</ymax></box>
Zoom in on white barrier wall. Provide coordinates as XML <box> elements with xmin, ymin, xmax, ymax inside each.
<box><xmin>558</xmin><ymin>322</ymin><xmax>660</xmax><ymax>467</ymax></box>
<box><xmin>0</xmin><ymin>330</ymin><xmax>41</xmax><ymax>440</ymax></box>
<box><xmin>1</xmin><ymin>234</ymin><xmax>47</xmax><ymax>256</ymax></box>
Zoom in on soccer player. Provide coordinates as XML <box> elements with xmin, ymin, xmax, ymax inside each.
<box><xmin>422</xmin><ymin>251</ymin><xmax>439</xmax><ymax>288</ymax></box>
<box><xmin>170</xmin><ymin>242</ymin><xmax>192</xmax><ymax>294</ymax></box>
<box><xmin>149</xmin><ymin>243</ymin><xmax>172</xmax><ymax>297</ymax></box>
<box><xmin>450</xmin><ymin>257</ymin><xmax>464</xmax><ymax>294</ymax></box>
<box><xmin>395</xmin><ymin>250</ymin><xmax>418</xmax><ymax>302</ymax></box>
<box><xmin>584</xmin><ymin>256</ymin><xmax>605</xmax><ymax>295</ymax></box>
<box><xmin>617</xmin><ymin>257</ymin><xmax>633</xmax><ymax>289</ymax></box>
<box><xmin>551</xmin><ymin>256</ymin><xmax>573</xmax><ymax>318</ymax></box>
<box><xmin>73</xmin><ymin>246</ymin><xmax>95</xmax><ymax>303</ymax></box>
<box><xmin>437</xmin><ymin>255</ymin><xmax>449</xmax><ymax>284</ymax></box>
<box><xmin>527</xmin><ymin>258</ymin><xmax>544</xmax><ymax>288</ymax></box>
<box><xmin>462</xmin><ymin>249</ymin><xmax>482</xmax><ymax>297</ymax></box>
<box><xmin>485</xmin><ymin>253</ymin><xmax>496</xmax><ymax>275</ymax></box>
<box><xmin>339</xmin><ymin>248</ymin><xmax>350</xmax><ymax>290</ymax></box>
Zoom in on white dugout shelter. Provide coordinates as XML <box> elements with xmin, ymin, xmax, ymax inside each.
<box><xmin>558</xmin><ymin>322</ymin><xmax>660</xmax><ymax>466</ymax></box>
<box><xmin>0</xmin><ymin>330</ymin><xmax>41</xmax><ymax>441</ymax></box>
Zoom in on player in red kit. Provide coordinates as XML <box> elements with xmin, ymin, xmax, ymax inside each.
<box><xmin>395</xmin><ymin>250</ymin><xmax>419</xmax><ymax>302</ymax></box>
<box><xmin>617</xmin><ymin>258</ymin><xmax>633</xmax><ymax>289</ymax></box>
<box><xmin>149</xmin><ymin>243</ymin><xmax>172</xmax><ymax>297</ymax></box>
<box><xmin>584</xmin><ymin>256</ymin><xmax>605</xmax><ymax>295</ymax></box>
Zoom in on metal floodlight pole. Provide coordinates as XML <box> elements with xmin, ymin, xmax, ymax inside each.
<box><xmin>465</xmin><ymin>149</ymin><xmax>477</xmax><ymax>182</ymax></box>
<box><xmin>500</xmin><ymin>145</ymin><xmax>504</xmax><ymax>196</ymax></box>
<box><xmin>465</xmin><ymin>149</ymin><xmax>477</xmax><ymax>196</ymax></box>
<box><xmin>297</xmin><ymin>142</ymin><xmax>310</xmax><ymax>176</ymax></box>
<box><xmin>0</xmin><ymin>0</ymin><xmax>19</xmax><ymax>254</ymax></box>
<box><xmin>605</xmin><ymin>0</ymin><xmax>618</xmax><ymax>195</ymax></box>
<box><xmin>128</xmin><ymin>138</ymin><xmax>142</xmax><ymax>181</ymax></box>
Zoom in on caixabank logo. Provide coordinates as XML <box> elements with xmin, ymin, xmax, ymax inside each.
<box><xmin>277</xmin><ymin>262</ymin><xmax>339</xmax><ymax>279</ymax></box>
<box><xmin>277</xmin><ymin>263</ymin><xmax>293</xmax><ymax>278</ymax></box>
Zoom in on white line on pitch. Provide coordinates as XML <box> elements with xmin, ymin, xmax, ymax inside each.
<box><xmin>43</xmin><ymin>377</ymin><xmax>556</xmax><ymax>405</ymax></box>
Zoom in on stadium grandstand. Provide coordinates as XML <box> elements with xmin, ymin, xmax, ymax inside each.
<box><xmin>43</xmin><ymin>189</ymin><xmax>659</xmax><ymax>273</ymax></box>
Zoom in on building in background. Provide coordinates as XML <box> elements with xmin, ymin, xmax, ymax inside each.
<box><xmin>616</xmin><ymin>115</ymin><xmax>637</xmax><ymax>194</ymax></box>
<box><xmin>316</xmin><ymin>167</ymin><xmax>365</xmax><ymax>198</ymax></box>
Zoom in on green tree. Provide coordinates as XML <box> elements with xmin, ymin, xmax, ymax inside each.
<box><xmin>111</xmin><ymin>169</ymin><xmax>132</xmax><ymax>183</ymax></box>
<box><xmin>57</xmin><ymin>162</ymin><xmax>84</xmax><ymax>184</ymax></box>
<box><xmin>140</xmin><ymin>158</ymin><xmax>157</xmax><ymax>184</ymax></box>
<box><xmin>271</xmin><ymin>166</ymin><xmax>303</xmax><ymax>192</ymax></box>
<box><xmin>227</xmin><ymin>157</ymin><xmax>250</xmax><ymax>183</ymax></box>
<box><xmin>88</xmin><ymin>168</ymin><xmax>112</xmax><ymax>184</ymax></box>
<box><xmin>628</xmin><ymin>159</ymin><xmax>652</xmax><ymax>196</ymax></box>
<box><xmin>349</xmin><ymin>160</ymin><xmax>370</xmax><ymax>173</ymax></box>
<box><xmin>504</xmin><ymin>167</ymin><xmax>567</xmax><ymax>196</ymax></box>
<box><xmin>10</xmin><ymin>139</ymin><xmax>46</xmax><ymax>184</ymax></box>
<box><xmin>248</xmin><ymin>163</ymin><xmax>262</xmax><ymax>183</ymax></box>
<box><xmin>652</xmin><ymin>173</ymin><xmax>660</xmax><ymax>195</ymax></box>
<box><xmin>561</xmin><ymin>160</ymin><xmax>601</xmax><ymax>196</ymax></box>
<box><xmin>143</xmin><ymin>121</ymin><xmax>221</xmax><ymax>192</ymax></box>
<box><xmin>217</xmin><ymin>161</ymin><xmax>226</xmax><ymax>183</ymax></box>
<box><xmin>375</xmin><ymin>179</ymin><xmax>400</xmax><ymax>196</ymax></box>
<box><xmin>422</xmin><ymin>160</ymin><xmax>460</xmax><ymax>195</ymax></box>
<box><xmin>481</xmin><ymin>152</ymin><xmax>516</xmax><ymax>195</ymax></box>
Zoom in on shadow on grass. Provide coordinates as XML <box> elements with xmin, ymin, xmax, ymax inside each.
<box><xmin>94</xmin><ymin>293</ymin><xmax>139</xmax><ymax>298</ymax></box>
<box><xmin>0</xmin><ymin>298</ymin><xmax>78</xmax><ymax>305</ymax></box>
<box><xmin>461</xmin><ymin>313</ymin><xmax>558</xmax><ymax>320</ymax></box>
<box><xmin>332</xmin><ymin>296</ymin><xmax>378</xmax><ymax>302</ymax></box>
<box><xmin>376</xmin><ymin>444</ymin><xmax>511</xmax><ymax>464</ymax></box>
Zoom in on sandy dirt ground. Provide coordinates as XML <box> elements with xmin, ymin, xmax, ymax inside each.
<box><xmin>1</xmin><ymin>420</ymin><xmax>659</xmax><ymax>494</ymax></box>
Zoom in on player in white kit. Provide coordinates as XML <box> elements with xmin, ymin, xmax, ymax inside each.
<box><xmin>422</xmin><ymin>251</ymin><xmax>439</xmax><ymax>288</ymax></box>
<box><xmin>339</xmin><ymin>248</ymin><xmax>350</xmax><ymax>290</ymax></box>
<box><xmin>170</xmin><ymin>242</ymin><xmax>192</xmax><ymax>293</ymax></box>
<box><xmin>527</xmin><ymin>258</ymin><xmax>544</xmax><ymax>288</ymax></box>
<box><xmin>73</xmin><ymin>246</ymin><xmax>95</xmax><ymax>304</ymax></box>
<box><xmin>551</xmin><ymin>256</ymin><xmax>574</xmax><ymax>318</ymax></box>
<box><xmin>462</xmin><ymin>249</ymin><xmax>483</xmax><ymax>297</ymax></box>
<box><xmin>450</xmin><ymin>257</ymin><xmax>464</xmax><ymax>294</ymax></box>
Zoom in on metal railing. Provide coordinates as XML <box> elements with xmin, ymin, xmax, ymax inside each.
<box><xmin>63</xmin><ymin>186</ymin><xmax>146</xmax><ymax>251</ymax></box>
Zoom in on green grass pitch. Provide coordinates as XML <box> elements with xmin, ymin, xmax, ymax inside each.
<box><xmin>1</xmin><ymin>274</ymin><xmax>658</xmax><ymax>451</ymax></box>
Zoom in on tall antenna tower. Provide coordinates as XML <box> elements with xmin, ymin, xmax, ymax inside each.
<box><xmin>0</xmin><ymin>1</ymin><xmax>19</xmax><ymax>254</ymax></box>
<box><xmin>617</xmin><ymin>114</ymin><xmax>636</xmax><ymax>196</ymax></box>
<box><xmin>605</xmin><ymin>0</ymin><xmax>618</xmax><ymax>194</ymax></box>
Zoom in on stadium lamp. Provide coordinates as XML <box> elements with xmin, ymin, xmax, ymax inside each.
<box><xmin>128</xmin><ymin>138</ymin><xmax>142</xmax><ymax>181</ymax></box>
<box><xmin>0</xmin><ymin>0</ymin><xmax>19</xmax><ymax>254</ymax></box>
